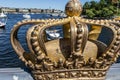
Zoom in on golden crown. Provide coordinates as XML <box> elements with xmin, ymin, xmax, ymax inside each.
<box><xmin>11</xmin><ymin>0</ymin><xmax>120</xmax><ymax>80</ymax></box>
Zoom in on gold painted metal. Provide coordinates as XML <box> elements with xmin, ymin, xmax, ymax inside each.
<box><xmin>114</xmin><ymin>16</ymin><xmax>120</xmax><ymax>20</ymax></box>
<box><xmin>65</xmin><ymin>0</ymin><xmax>82</xmax><ymax>17</ymax></box>
<box><xmin>11</xmin><ymin>0</ymin><xmax>120</xmax><ymax>80</ymax></box>
<box><xmin>89</xmin><ymin>25</ymin><xmax>102</xmax><ymax>40</ymax></box>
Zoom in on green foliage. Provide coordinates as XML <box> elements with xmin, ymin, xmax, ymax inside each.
<box><xmin>0</xmin><ymin>8</ymin><xmax>1</xmax><ymax>13</ymax></box>
<box><xmin>86</xmin><ymin>9</ymin><xmax>95</xmax><ymax>18</ymax></box>
<box><xmin>102</xmin><ymin>8</ymin><xmax>113</xmax><ymax>17</ymax></box>
<box><xmin>82</xmin><ymin>0</ymin><xmax>119</xmax><ymax>19</ymax></box>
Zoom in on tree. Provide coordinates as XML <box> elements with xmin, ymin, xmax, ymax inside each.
<box><xmin>0</xmin><ymin>8</ymin><xmax>1</xmax><ymax>13</ymax></box>
<box><xmin>82</xmin><ymin>2</ymin><xmax>90</xmax><ymax>14</ymax></box>
<box><xmin>82</xmin><ymin>0</ymin><xmax>118</xmax><ymax>19</ymax></box>
<box><xmin>86</xmin><ymin>9</ymin><xmax>95</xmax><ymax>18</ymax></box>
<box><xmin>90</xmin><ymin>1</ymin><xmax>98</xmax><ymax>8</ymax></box>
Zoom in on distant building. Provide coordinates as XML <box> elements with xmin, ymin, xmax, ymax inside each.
<box><xmin>18</xmin><ymin>8</ymin><xmax>29</xmax><ymax>13</ymax></box>
<box><xmin>29</xmin><ymin>8</ymin><xmax>42</xmax><ymax>13</ymax></box>
<box><xmin>0</xmin><ymin>7</ymin><xmax>63</xmax><ymax>14</ymax></box>
<box><xmin>1</xmin><ymin>7</ymin><xmax>16</xmax><ymax>13</ymax></box>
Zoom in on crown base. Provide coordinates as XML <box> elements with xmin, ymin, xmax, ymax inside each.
<box><xmin>33</xmin><ymin>74</ymin><xmax>105</xmax><ymax>80</ymax></box>
<box><xmin>57</xmin><ymin>77</ymin><xmax>105</xmax><ymax>80</ymax></box>
<box><xmin>32</xmin><ymin>68</ymin><xmax>107</xmax><ymax>80</ymax></box>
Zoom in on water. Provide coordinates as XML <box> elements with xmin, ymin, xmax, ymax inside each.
<box><xmin>0</xmin><ymin>14</ymin><xmax>120</xmax><ymax>68</ymax></box>
<box><xmin>0</xmin><ymin>13</ymin><xmax>60</xmax><ymax>68</ymax></box>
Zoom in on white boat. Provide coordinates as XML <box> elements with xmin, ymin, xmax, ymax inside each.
<box><xmin>23</xmin><ymin>13</ymin><xmax>31</xmax><ymax>19</ymax></box>
<box><xmin>0</xmin><ymin>12</ymin><xmax>7</xmax><ymax>28</ymax></box>
<box><xmin>50</xmin><ymin>13</ymin><xmax>67</xmax><ymax>17</ymax></box>
<box><xmin>0</xmin><ymin>12</ymin><xmax>7</xmax><ymax>18</ymax></box>
<box><xmin>50</xmin><ymin>13</ymin><xmax>59</xmax><ymax>17</ymax></box>
<box><xmin>0</xmin><ymin>22</ymin><xmax>6</xmax><ymax>28</ymax></box>
<box><xmin>59</xmin><ymin>13</ymin><xmax>67</xmax><ymax>17</ymax></box>
<box><xmin>46</xmin><ymin>29</ymin><xmax>60</xmax><ymax>40</ymax></box>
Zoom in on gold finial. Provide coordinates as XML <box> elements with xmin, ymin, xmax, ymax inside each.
<box><xmin>65</xmin><ymin>0</ymin><xmax>82</xmax><ymax>17</ymax></box>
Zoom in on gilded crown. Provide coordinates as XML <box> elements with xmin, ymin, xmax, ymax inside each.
<box><xmin>11</xmin><ymin>0</ymin><xmax>120</xmax><ymax>80</ymax></box>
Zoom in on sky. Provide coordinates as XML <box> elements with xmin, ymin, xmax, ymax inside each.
<box><xmin>0</xmin><ymin>0</ymin><xmax>99</xmax><ymax>10</ymax></box>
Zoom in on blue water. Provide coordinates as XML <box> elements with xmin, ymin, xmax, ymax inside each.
<box><xmin>0</xmin><ymin>13</ymin><xmax>60</xmax><ymax>68</ymax></box>
<box><xmin>0</xmin><ymin>14</ymin><xmax>120</xmax><ymax>68</ymax></box>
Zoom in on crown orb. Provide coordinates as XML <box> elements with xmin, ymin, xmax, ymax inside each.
<box><xmin>65</xmin><ymin>0</ymin><xmax>82</xmax><ymax>17</ymax></box>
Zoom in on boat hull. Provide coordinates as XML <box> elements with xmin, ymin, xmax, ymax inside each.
<box><xmin>0</xmin><ymin>25</ymin><xmax>5</xmax><ymax>28</ymax></box>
